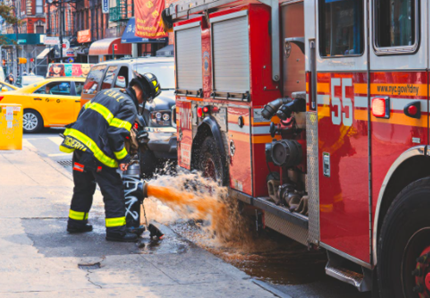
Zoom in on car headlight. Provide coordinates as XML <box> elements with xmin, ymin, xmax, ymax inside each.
<box><xmin>150</xmin><ymin>110</ymin><xmax>171</xmax><ymax>127</ymax></box>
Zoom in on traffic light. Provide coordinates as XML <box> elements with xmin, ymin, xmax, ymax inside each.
<box><xmin>2</xmin><ymin>59</ymin><xmax>5</xmax><ymax>66</ymax></box>
<box><xmin>18</xmin><ymin>58</ymin><xmax>27</xmax><ymax>64</ymax></box>
<box><xmin>30</xmin><ymin>58</ymin><xmax>34</xmax><ymax>63</ymax></box>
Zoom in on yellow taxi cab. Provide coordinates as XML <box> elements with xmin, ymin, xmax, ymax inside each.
<box><xmin>0</xmin><ymin>77</ymin><xmax>85</xmax><ymax>133</ymax></box>
<box><xmin>0</xmin><ymin>81</ymin><xmax>18</xmax><ymax>92</ymax></box>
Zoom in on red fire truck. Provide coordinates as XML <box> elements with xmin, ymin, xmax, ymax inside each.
<box><xmin>163</xmin><ymin>0</ymin><xmax>428</xmax><ymax>296</ymax></box>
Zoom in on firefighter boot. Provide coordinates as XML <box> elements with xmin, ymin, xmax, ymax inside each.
<box><xmin>106</xmin><ymin>232</ymin><xmax>138</xmax><ymax>242</ymax></box>
<box><xmin>67</xmin><ymin>223</ymin><xmax>93</xmax><ymax>234</ymax></box>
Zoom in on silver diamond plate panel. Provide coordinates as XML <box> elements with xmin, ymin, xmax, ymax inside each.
<box><xmin>306</xmin><ymin>111</ymin><xmax>320</xmax><ymax>245</ymax></box>
<box><xmin>264</xmin><ymin>212</ymin><xmax>308</xmax><ymax>246</ymax></box>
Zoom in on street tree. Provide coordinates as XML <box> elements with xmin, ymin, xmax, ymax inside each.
<box><xmin>0</xmin><ymin>3</ymin><xmax>20</xmax><ymax>46</ymax></box>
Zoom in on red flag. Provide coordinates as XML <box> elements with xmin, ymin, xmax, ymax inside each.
<box><xmin>135</xmin><ymin>0</ymin><xmax>168</xmax><ymax>39</ymax></box>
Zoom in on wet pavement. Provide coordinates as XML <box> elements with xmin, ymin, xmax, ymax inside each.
<box><xmin>22</xmin><ymin>217</ymin><xmax>190</xmax><ymax>258</ymax></box>
<box><xmin>169</xmin><ymin>220</ymin><xmax>372</xmax><ymax>298</ymax></box>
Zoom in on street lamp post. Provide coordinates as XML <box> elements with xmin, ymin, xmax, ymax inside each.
<box><xmin>59</xmin><ymin>0</ymin><xmax>63</xmax><ymax>61</ymax></box>
<box><xmin>11</xmin><ymin>2</ymin><xmax>19</xmax><ymax>80</ymax></box>
<box><xmin>47</xmin><ymin>0</ymin><xmax>64</xmax><ymax>61</ymax></box>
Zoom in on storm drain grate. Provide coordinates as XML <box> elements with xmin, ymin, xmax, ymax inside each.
<box><xmin>57</xmin><ymin>160</ymin><xmax>73</xmax><ymax>167</ymax></box>
<box><xmin>78</xmin><ymin>262</ymin><xmax>101</xmax><ymax>270</ymax></box>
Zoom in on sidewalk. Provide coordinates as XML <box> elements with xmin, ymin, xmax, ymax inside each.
<box><xmin>0</xmin><ymin>140</ymin><xmax>276</xmax><ymax>298</ymax></box>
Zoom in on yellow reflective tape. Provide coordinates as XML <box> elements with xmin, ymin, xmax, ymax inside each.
<box><xmin>105</xmin><ymin>217</ymin><xmax>126</xmax><ymax>227</ymax></box>
<box><xmin>69</xmin><ymin>210</ymin><xmax>88</xmax><ymax>221</ymax></box>
<box><xmin>155</xmin><ymin>87</ymin><xmax>159</xmax><ymax>92</ymax></box>
<box><xmin>86</xmin><ymin>102</ymin><xmax>114</xmax><ymax>123</ymax></box>
<box><xmin>114</xmin><ymin>147</ymin><xmax>128</xmax><ymax>160</ymax></box>
<box><xmin>152</xmin><ymin>80</ymin><xmax>157</xmax><ymax>86</ymax></box>
<box><xmin>111</xmin><ymin>118</ymin><xmax>132</xmax><ymax>131</ymax></box>
<box><xmin>59</xmin><ymin>145</ymin><xmax>74</xmax><ymax>153</ymax></box>
<box><xmin>85</xmin><ymin>102</ymin><xmax>132</xmax><ymax>131</ymax></box>
<box><xmin>64</xmin><ymin>128</ymin><xmax>118</xmax><ymax>168</ymax></box>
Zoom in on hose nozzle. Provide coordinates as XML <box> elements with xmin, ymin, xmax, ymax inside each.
<box><xmin>141</xmin><ymin>182</ymin><xmax>148</xmax><ymax>200</ymax></box>
<box><xmin>262</xmin><ymin>97</ymin><xmax>291</xmax><ymax>120</ymax></box>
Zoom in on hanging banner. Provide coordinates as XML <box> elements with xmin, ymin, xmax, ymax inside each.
<box><xmin>77</xmin><ymin>29</ymin><xmax>91</xmax><ymax>43</ymax></box>
<box><xmin>102</xmin><ymin>0</ymin><xmax>109</xmax><ymax>14</ymax></box>
<box><xmin>135</xmin><ymin>0</ymin><xmax>168</xmax><ymax>39</ymax></box>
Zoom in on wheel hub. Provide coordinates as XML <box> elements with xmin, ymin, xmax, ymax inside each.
<box><xmin>413</xmin><ymin>246</ymin><xmax>430</xmax><ymax>297</ymax></box>
<box><xmin>23</xmin><ymin>113</ymin><xmax>38</xmax><ymax>131</ymax></box>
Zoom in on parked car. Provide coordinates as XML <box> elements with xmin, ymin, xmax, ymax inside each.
<box><xmin>16</xmin><ymin>74</ymin><xmax>45</xmax><ymax>88</ymax></box>
<box><xmin>0</xmin><ymin>81</ymin><xmax>17</xmax><ymax>92</ymax></box>
<box><xmin>0</xmin><ymin>77</ymin><xmax>85</xmax><ymax>133</ymax></box>
<box><xmin>81</xmin><ymin>57</ymin><xmax>176</xmax><ymax>177</ymax></box>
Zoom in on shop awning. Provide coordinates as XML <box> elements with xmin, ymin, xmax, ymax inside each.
<box><xmin>88</xmin><ymin>37</ymin><xmax>131</xmax><ymax>56</ymax></box>
<box><xmin>36</xmin><ymin>47</ymin><xmax>53</xmax><ymax>60</ymax></box>
<box><xmin>121</xmin><ymin>18</ymin><xmax>167</xmax><ymax>44</ymax></box>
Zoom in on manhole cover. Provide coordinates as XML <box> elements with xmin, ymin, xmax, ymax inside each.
<box><xmin>78</xmin><ymin>262</ymin><xmax>101</xmax><ymax>270</ymax></box>
<box><xmin>57</xmin><ymin>160</ymin><xmax>73</xmax><ymax>167</ymax></box>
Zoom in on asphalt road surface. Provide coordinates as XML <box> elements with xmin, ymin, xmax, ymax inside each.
<box><xmin>24</xmin><ymin>128</ymin><xmax>373</xmax><ymax>298</ymax></box>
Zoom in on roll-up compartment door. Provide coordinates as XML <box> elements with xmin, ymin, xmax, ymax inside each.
<box><xmin>175</xmin><ymin>25</ymin><xmax>203</xmax><ymax>91</ymax></box>
<box><xmin>212</xmin><ymin>14</ymin><xmax>250</xmax><ymax>94</ymax></box>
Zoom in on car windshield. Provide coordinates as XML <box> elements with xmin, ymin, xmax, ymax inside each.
<box><xmin>22</xmin><ymin>75</ymin><xmax>44</xmax><ymax>86</ymax></box>
<box><xmin>135</xmin><ymin>62</ymin><xmax>175</xmax><ymax>90</ymax></box>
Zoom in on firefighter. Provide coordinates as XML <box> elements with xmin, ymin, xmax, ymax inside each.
<box><xmin>60</xmin><ymin>72</ymin><xmax>161</xmax><ymax>242</ymax></box>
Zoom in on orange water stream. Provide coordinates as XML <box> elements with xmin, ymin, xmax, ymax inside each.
<box><xmin>146</xmin><ymin>184</ymin><xmax>236</xmax><ymax>243</ymax></box>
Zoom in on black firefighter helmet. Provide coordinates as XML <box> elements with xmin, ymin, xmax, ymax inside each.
<box><xmin>130</xmin><ymin>71</ymin><xmax>162</xmax><ymax>103</ymax></box>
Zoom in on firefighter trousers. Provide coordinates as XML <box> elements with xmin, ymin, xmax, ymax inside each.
<box><xmin>68</xmin><ymin>153</ymin><xmax>127</xmax><ymax>235</ymax></box>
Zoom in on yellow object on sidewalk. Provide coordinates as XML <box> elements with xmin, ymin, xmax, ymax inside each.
<box><xmin>0</xmin><ymin>104</ymin><xmax>23</xmax><ymax>150</ymax></box>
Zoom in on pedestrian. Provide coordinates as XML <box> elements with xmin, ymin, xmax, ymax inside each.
<box><xmin>6</xmin><ymin>72</ymin><xmax>14</xmax><ymax>85</ymax></box>
<box><xmin>59</xmin><ymin>72</ymin><xmax>161</xmax><ymax>242</ymax></box>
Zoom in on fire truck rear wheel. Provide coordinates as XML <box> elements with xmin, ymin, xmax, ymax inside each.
<box><xmin>198</xmin><ymin>136</ymin><xmax>226</xmax><ymax>185</ymax></box>
<box><xmin>378</xmin><ymin>177</ymin><xmax>430</xmax><ymax>298</ymax></box>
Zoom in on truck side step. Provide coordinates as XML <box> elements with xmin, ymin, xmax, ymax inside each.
<box><xmin>325</xmin><ymin>252</ymin><xmax>372</xmax><ymax>292</ymax></box>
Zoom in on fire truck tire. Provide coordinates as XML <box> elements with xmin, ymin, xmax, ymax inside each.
<box><xmin>377</xmin><ymin>177</ymin><xmax>430</xmax><ymax>298</ymax></box>
<box><xmin>198</xmin><ymin>136</ymin><xmax>227</xmax><ymax>185</ymax></box>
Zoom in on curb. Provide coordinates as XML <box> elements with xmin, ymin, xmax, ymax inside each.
<box><xmin>252</xmin><ymin>279</ymin><xmax>293</xmax><ymax>298</ymax></box>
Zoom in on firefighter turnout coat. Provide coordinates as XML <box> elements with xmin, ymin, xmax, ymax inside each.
<box><xmin>60</xmin><ymin>88</ymin><xmax>138</xmax><ymax>168</ymax></box>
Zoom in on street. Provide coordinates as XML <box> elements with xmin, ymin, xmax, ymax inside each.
<box><xmin>5</xmin><ymin>128</ymin><xmax>373</xmax><ymax>298</ymax></box>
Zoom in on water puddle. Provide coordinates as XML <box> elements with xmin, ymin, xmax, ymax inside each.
<box><xmin>143</xmin><ymin>172</ymin><xmax>327</xmax><ymax>285</ymax></box>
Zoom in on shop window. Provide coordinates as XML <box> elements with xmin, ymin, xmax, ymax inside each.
<box><xmin>319</xmin><ymin>0</ymin><xmax>364</xmax><ymax>57</ymax></box>
<box><xmin>375</xmin><ymin>0</ymin><xmax>418</xmax><ymax>51</ymax></box>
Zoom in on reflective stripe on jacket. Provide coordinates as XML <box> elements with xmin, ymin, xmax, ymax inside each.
<box><xmin>60</xmin><ymin>88</ymin><xmax>138</xmax><ymax>168</ymax></box>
